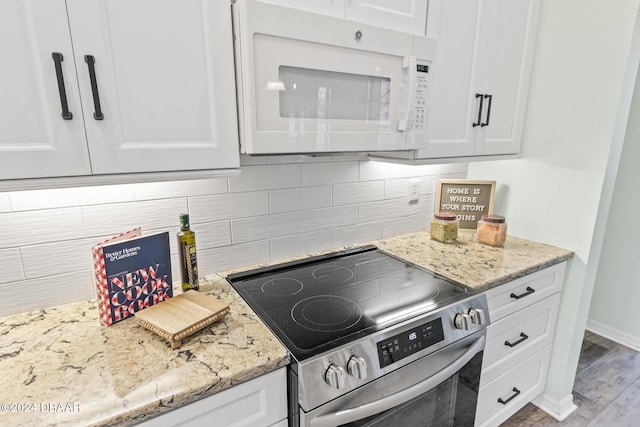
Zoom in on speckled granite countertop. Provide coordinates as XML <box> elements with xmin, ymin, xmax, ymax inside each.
<box><xmin>0</xmin><ymin>230</ymin><xmax>572</xmax><ymax>427</ymax></box>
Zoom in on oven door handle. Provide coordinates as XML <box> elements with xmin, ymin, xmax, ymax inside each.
<box><xmin>310</xmin><ymin>335</ymin><xmax>485</xmax><ymax>427</ymax></box>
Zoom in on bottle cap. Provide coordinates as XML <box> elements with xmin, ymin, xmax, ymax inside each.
<box><xmin>179</xmin><ymin>213</ymin><xmax>190</xmax><ymax>228</ymax></box>
<box><xmin>434</xmin><ymin>212</ymin><xmax>457</xmax><ymax>221</ymax></box>
<box><xmin>480</xmin><ymin>214</ymin><xmax>505</xmax><ymax>224</ymax></box>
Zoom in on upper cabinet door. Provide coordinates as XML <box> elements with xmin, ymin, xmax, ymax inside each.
<box><xmin>66</xmin><ymin>0</ymin><xmax>240</xmax><ymax>175</ymax></box>
<box><xmin>345</xmin><ymin>0</ymin><xmax>428</xmax><ymax>36</ymax></box>
<box><xmin>476</xmin><ymin>0</ymin><xmax>540</xmax><ymax>156</ymax></box>
<box><xmin>422</xmin><ymin>0</ymin><xmax>479</xmax><ymax>158</ymax></box>
<box><xmin>255</xmin><ymin>0</ymin><xmax>346</xmax><ymax>18</ymax></box>
<box><xmin>414</xmin><ymin>0</ymin><xmax>539</xmax><ymax>160</ymax></box>
<box><xmin>0</xmin><ymin>0</ymin><xmax>91</xmax><ymax>180</ymax></box>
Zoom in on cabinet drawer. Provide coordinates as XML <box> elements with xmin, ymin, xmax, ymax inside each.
<box><xmin>475</xmin><ymin>346</ymin><xmax>551</xmax><ymax>427</ymax></box>
<box><xmin>481</xmin><ymin>293</ymin><xmax>560</xmax><ymax>386</ymax></box>
<box><xmin>485</xmin><ymin>262</ymin><xmax>566</xmax><ymax>321</ymax></box>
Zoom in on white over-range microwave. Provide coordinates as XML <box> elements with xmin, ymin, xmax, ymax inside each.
<box><xmin>231</xmin><ymin>0</ymin><xmax>437</xmax><ymax>155</ymax></box>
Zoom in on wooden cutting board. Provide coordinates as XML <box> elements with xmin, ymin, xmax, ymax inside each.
<box><xmin>135</xmin><ymin>290</ymin><xmax>230</xmax><ymax>348</ymax></box>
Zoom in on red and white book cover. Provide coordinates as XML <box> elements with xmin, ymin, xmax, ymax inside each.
<box><xmin>92</xmin><ymin>228</ymin><xmax>173</xmax><ymax>326</ymax></box>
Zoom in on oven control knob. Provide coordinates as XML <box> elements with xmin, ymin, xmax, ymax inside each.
<box><xmin>454</xmin><ymin>312</ymin><xmax>472</xmax><ymax>330</ymax></box>
<box><xmin>347</xmin><ymin>356</ymin><xmax>367</xmax><ymax>380</ymax></box>
<box><xmin>325</xmin><ymin>364</ymin><xmax>346</xmax><ymax>389</ymax></box>
<box><xmin>468</xmin><ymin>308</ymin><xmax>486</xmax><ymax>325</ymax></box>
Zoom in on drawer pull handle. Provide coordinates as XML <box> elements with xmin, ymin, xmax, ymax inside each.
<box><xmin>510</xmin><ymin>286</ymin><xmax>535</xmax><ymax>300</ymax></box>
<box><xmin>498</xmin><ymin>387</ymin><xmax>521</xmax><ymax>405</ymax></box>
<box><xmin>505</xmin><ymin>333</ymin><xmax>529</xmax><ymax>347</ymax></box>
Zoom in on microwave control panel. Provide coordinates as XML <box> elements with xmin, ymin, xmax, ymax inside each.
<box><xmin>411</xmin><ymin>61</ymin><xmax>430</xmax><ymax>130</ymax></box>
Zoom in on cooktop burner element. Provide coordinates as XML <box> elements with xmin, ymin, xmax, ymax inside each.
<box><xmin>227</xmin><ymin>245</ymin><xmax>471</xmax><ymax>361</ymax></box>
<box><xmin>292</xmin><ymin>295</ymin><xmax>362</xmax><ymax>332</ymax></box>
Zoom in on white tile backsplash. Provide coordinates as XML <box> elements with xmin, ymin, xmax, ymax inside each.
<box><xmin>0</xmin><ymin>249</ymin><xmax>24</xmax><ymax>284</ymax></box>
<box><xmin>82</xmin><ymin>198</ymin><xmax>188</xmax><ymax>238</ymax></box>
<box><xmin>0</xmin><ymin>193</ymin><xmax>12</xmax><ymax>212</ymax></box>
<box><xmin>229</xmin><ymin>164</ymin><xmax>300</xmax><ymax>192</ymax></box>
<box><xmin>301</xmin><ymin>161</ymin><xmax>359</xmax><ymax>186</ymax></box>
<box><xmin>232</xmin><ymin>211</ymin><xmax>302</xmax><ymax>244</ymax></box>
<box><xmin>9</xmin><ymin>184</ymin><xmax>135</xmax><ymax>211</ymax></box>
<box><xmin>269</xmin><ymin>186</ymin><xmax>332</xmax><ymax>214</ymax></box>
<box><xmin>189</xmin><ymin>191</ymin><xmax>268</xmax><ymax>221</ymax></box>
<box><xmin>0</xmin><ymin>208</ymin><xmax>85</xmax><ymax>249</ymax></box>
<box><xmin>333</xmin><ymin>181</ymin><xmax>384</xmax><ymax>205</ymax></box>
<box><xmin>0</xmin><ymin>157</ymin><xmax>466</xmax><ymax>316</ymax></box>
<box><xmin>302</xmin><ymin>205</ymin><xmax>358</xmax><ymax>232</ymax></box>
<box><xmin>271</xmin><ymin>230</ymin><xmax>332</xmax><ymax>261</ymax></box>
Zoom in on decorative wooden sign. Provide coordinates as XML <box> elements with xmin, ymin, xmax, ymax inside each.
<box><xmin>435</xmin><ymin>179</ymin><xmax>496</xmax><ymax>229</ymax></box>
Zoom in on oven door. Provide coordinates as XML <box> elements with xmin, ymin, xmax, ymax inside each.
<box><xmin>300</xmin><ymin>332</ymin><xmax>485</xmax><ymax>427</ymax></box>
<box><xmin>233</xmin><ymin>0</ymin><xmax>435</xmax><ymax>154</ymax></box>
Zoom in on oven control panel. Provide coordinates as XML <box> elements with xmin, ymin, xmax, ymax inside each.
<box><xmin>377</xmin><ymin>318</ymin><xmax>444</xmax><ymax>368</ymax></box>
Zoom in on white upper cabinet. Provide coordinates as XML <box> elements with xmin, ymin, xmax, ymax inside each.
<box><xmin>345</xmin><ymin>0</ymin><xmax>429</xmax><ymax>36</ymax></box>
<box><xmin>257</xmin><ymin>0</ymin><xmax>428</xmax><ymax>35</ymax></box>
<box><xmin>423</xmin><ymin>0</ymin><xmax>540</xmax><ymax>159</ymax></box>
<box><xmin>0</xmin><ymin>0</ymin><xmax>239</xmax><ymax>182</ymax></box>
<box><xmin>0</xmin><ymin>0</ymin><xmax>91</xmax><ymax>180</ymax></box>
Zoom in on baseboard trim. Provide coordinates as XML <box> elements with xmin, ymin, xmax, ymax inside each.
<box><xmin>531</xmin><ymin>392</ymin><xmax>577</xmax><ymax>421</ymax></box>
<box><xmin>586</xmin><ymin>319</ymin><xmax>640</xmax><ymax>352</ymax></box>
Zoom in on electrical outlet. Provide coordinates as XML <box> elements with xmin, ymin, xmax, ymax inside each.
<box><xmin>409</xmin><ymin>182</ymin><xmax>419</xmax><ymax>202</ymax></box>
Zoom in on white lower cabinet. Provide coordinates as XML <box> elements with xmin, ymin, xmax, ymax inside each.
<box><xmin>136</xmin><ymin>368</ymin><xmax>287</xmax><ymax>427</ymax></box>
<box><xmin>476</xmin><ymin>262</ymin><xmax>566</xmax><ymax>427</ymax></box>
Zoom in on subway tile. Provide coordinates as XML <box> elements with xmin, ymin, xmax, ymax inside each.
<box><xmin>20</xmin><ymin>239</ymin><xmax>95</xmax><ymax>280</ymax></box>
<box><xmin>189</xmin><ymin>191</ymin><xmax>269</xmax><ymax>222</ymax></box>
<box><xmin>332</xmin><ymin>222</ymin><xmax>383</xmax><ymax>248</ymax></box>
<box><xmin>191</xmin><ymin>221</ymin><xmax>231</xmax><ymax>249</ymax></box>
<box><xmin>384</xmin><ymin>179</ymin><xmax>415</xmax><ymax>199</ymax></box>
<box><xmin>0</xmin><ymin>271</ymin><xmax>94</xmax><ymax>317</ymax></box>
<box><xmin>198</xmin><ymin>240</ymin><xmax>271</xmax><ymax>273</ymax></box>
<box><xmin>239</xmin><ymin>154</ymin><xmax>267</xmax><ymax>166</ymax></box>
<box><xmin>270</xmin><ymin>186</ymin><xmax>332</xmax><ymax>214</ymax></box>
<box><xmin>382</xmin><ymin>214</ymin><xmax>428</xmax><ymax>238</ymax></box>
<box><xmin>229</xmin><ymin>164</ymin><xmax>300</xmax><ymax>192</ymax></box>
<box><xmin>82</xmin><ymin>198</ymin><xmax>187</xmax><ymax>238</ymax></box>
<box><xmin>9</xmin><ymin>185</ymin><xmax>135</xmax><ymax>211</ymax></box>
<box><xmin>0</xmin><ymin>193</ymin><xmax>10</xmax><ymax>212</ymax></box>
<box><xmin>232</xmin><ymin>212</ymin><xmax>302</xmax><ymax>244</ymax></box>
<box><xmin>359</xmin><ymin>161</ymin><xmax>451</xmax><ymax>181</ymax></box>
<box><xmin>271</xmin><ymin>230</ymin><xmax>332</xmax><ymax>262</ymax></box>
<box><xmin>0</xmin><ymin>208</ymin><xmax>85</xmax><ymax>249</ymax></box>
<box><xmin>333</xmin><ymin>181</ymin><xmax>384</xmax><ymax>205</ymax></box>
<box><xmin>301</xmin><ymin>162</ymin><xmax>359</xmax><ymax>186</ymax></box>
<box><xmin>133</xmin><ymin>178</ymin><xmax>228</xmax><ymax>200</ymax></box>
<box><xmin>448</xmin><ymin>162</ymin><xmax>469</xmax><ymax>174</ymax></box>
<box><xmin>0</xmin><ymin>249</ymin><xmax>24</xmax><ymax>284</ymax></box>
<box><xmin>357</xmin><ymin>199</ymin><xmax>407</xmax><ymax>224</ymax></box>
<box><xmin>302</xmin><ymin>205</ymin><xmax>357</xmax><ymax>232</ymax></box>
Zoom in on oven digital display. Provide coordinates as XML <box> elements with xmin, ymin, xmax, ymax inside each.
<box><xmin>377</xmin><ymin>318</ymin><xmax>444</xmax><ymax>368</ymax></box>
<box><xmin>417</xmin><ymin>64</ymin><xmax>430</xmax><ymax>73</ymax></box>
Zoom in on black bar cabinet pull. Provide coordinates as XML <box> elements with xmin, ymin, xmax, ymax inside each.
<box><xmin>498</xmin><ymin>387</ymin><xmax>521</xmax><ymax>405</ymax></box>
<box><xmin>84</xmin><ymin>55</ymin><xmax>104</xmax><ymax>120</ymax></box>
<box><xmin>481</xmin><ymin>94</ymin><xmax>493</xmax><ymax>127</ymax></box>
<box><xmin>510</xmin><ymin>286</ymin><xmax>535</xmax><ymax>300</ymax></box>
<box><xmin>505</xmin><ymin>332</ymin><xmax>529</xmax><ymax>347</ymax></box>
<box><xmin>472</xmin><ymin>93</ymin><xmax>484</xmax><ymax>127</ymax></box>
<box><xmin>51</xmin><ymin>52</ymin><xmax>72</xmax><ymax>120</ymax></box>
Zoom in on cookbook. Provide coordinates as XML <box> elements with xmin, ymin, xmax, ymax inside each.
<box><xmin>92</xmin><ymin>228</ymin><xmax>173</xmax><ymax>326</ymax></box>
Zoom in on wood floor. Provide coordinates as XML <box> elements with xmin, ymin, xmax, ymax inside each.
<box><xmin>500</xmin><ymin>331</ymin><xmax>640</xmax><ymax>426</ymax></box>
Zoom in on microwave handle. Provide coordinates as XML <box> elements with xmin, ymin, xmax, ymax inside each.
<box><xmin>309</xmin><ymin>335</ymin><xmax>485</xmax><ymax>427</ymax></box>
<box><xmin>398</xmin><ymin>56</ymin><xmax>417</xmax><ymax>131</ymax></box>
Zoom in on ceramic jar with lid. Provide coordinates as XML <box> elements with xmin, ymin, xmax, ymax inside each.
<box><xmin>430</xmin><ymin>212</ymin><xmax>459</xmax><ymax>243</ymax></box>
<box><xmin>477</xmin><ymin>214</ymin><xmax>507</xmax><ymax>246</ymax></box>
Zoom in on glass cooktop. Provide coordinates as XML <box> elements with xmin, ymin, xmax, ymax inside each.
<box><xmin>226</xmin><ymin>245</ymin><xmax>469</xmax><ymax>361</ymax></box>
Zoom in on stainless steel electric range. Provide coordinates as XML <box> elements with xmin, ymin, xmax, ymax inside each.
<box><xmin>227</xmin><ymin>245</ymin><xmax>490</xmax><ymax>427</ymax></box>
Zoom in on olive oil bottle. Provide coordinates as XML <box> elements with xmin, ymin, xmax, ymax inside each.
<box><xmin>177</xmin><ymin>213</ymin><xmax>199</xmax><ymax>291</ymax></box>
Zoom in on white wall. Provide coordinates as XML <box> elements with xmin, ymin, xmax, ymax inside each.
<box><xmin>588</xmin><ymin>42</ymin><xmax>640</xmax><ymax>350</ymax></box>
<box><xmin>467</xmin><ymin>0</ymin><xmax>640</xmax><ymax>419</ymax></box>
<box><xmin>0</xmin><ymin>155</ymin><xmax>466</xmax><ymax>317</ymax></box>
